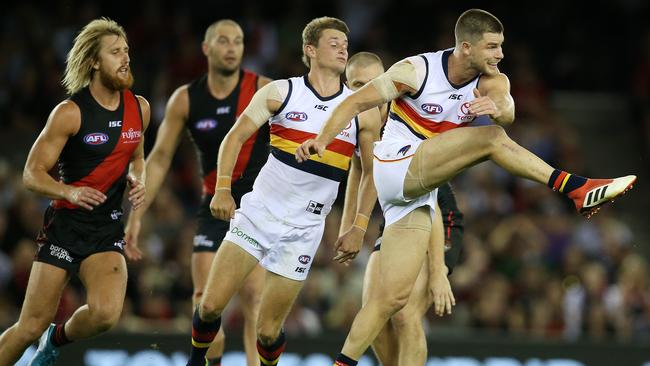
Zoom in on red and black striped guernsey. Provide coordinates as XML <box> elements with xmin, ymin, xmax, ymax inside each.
<box><xmin>52</xmin><ymin>87</ymin><xmax>143</xmax><ymax>220</ymax></box>
<box><xmin>186</xmin><ymin>69</ymin><xmax>269</xmax><ymax>201</ymax></box>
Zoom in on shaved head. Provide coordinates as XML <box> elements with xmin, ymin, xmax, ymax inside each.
<box><xmin>347</xmin><ymin>51</ymin><xmax>383</xmax><ymax>70</ymax></box>
<box><xmin>204</xmin><ymin>19</ymin><xmax>242</xmax><ymax>43</ymax></box>
<box><xmin>346</xmin><ymin>52</ymin><xmax>385</xmax><ymax>91</ymax></box>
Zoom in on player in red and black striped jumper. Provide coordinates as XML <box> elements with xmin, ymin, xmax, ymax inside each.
<box><xmin>0</xmin><ymin>18</ymin><xmax>150</xmax><ymax>366</ymax></box>
<box><xmin>124</xmin><ymin>19</ymin><xmax>271</xmax><ymax>366</ymax></box>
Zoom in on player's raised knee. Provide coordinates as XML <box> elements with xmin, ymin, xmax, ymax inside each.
<box><xmin>484</xmin><ymin>124</ymin><xmax>507</xmax><ymax>145</ymax></box>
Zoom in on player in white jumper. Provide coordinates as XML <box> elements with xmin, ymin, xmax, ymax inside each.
<box><xmin>184</xmin><ymin>17</ymin><xmax>381</xmax><ymax>366</ymax></box>
<box><xmin>296</xmin><ymin>9</ymin><xmax>637</xmax><ymax>366</ymax></box>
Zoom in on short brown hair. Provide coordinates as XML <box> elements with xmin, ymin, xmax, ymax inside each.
<box><xmin>204</xmin><ymin>19</ymin><xmax>242</xmax><ymax>43</ymax></box>
<box><xmin>301</xmin><ymin>16</ymin><xmax>349</xmax><ymax>68</ymax></box>
<box><xmin>347</xmin><ymin>51</ymin><xmax>383</xmax><ymax>70</ymax></box>
<box><xmin>454</xmin><ymin>9</ymin><xmax>503</xmax><ymax>45</ymax></box>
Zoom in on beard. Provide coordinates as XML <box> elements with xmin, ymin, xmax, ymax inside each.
<box><xmin>215</xmin><ymin>64</ymin><xmax>239</xmax><ymax>77</ymax></box>
<box><xmin>99</xmin><ymin>66</ymin><xmax>134</xmax><ymax>91</ymax></box>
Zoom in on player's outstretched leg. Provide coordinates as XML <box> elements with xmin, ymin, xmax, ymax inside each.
<box><xmin>404</xmin><ymin>125</ymin><xmax>636</xmax><ymax>218</ymax></box>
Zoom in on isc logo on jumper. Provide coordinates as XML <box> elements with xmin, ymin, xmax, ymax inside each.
<box><xmin>216</xmin><ymin>106</ymin><xmax>230</xmax><ymax>115</ymax></box>
<box><xmin>421</xmin><ymin>103</ymin><xmax>443</xmax><ymax>115</ymax></box>
<box><xmin>84</xmin><ymin>133</ymin><xmax>109</xmax><ymax>145</ymax></box>
<box><xmin>196</xmin><ymin>119</ymin><xmax>218</xmax><ymax>131</ymax></box>
<box><xmin>285</xmin><ymin>111</ymin><xmax>308</xmax><ymax>121</ymax></box>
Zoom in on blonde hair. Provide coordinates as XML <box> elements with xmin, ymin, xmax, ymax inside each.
<box><xmin>62</xmin><ymin>17</ymin><xmax>127</xmax><ymax>95</ymax></box>
<box><xmin>455</xmin><ymin>9</ymin><xmax>503</xmax><ymax>45</ymax></box>
<box><xmin>301</xmin><ymin>16</ymin><xmax>349</xmax><ymax>68</ymax></box>
<box><xmin>204</xmin><ymin>19</ymin><xmax>242</xmax><ymax>43</ymax></box>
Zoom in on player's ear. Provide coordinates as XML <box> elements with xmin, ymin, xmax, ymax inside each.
<box><xmin>304</xmin><ymin>44</ymin><xmax>317</xmax><ymax>62</ymax></box>
<box><xmin>92</xmin><ymin>57</ymin><xmax>100</xmax><ymax>71</ymax></box>
<box><xmin>460</xmin><ymin>40</ymin><xmax>472</xmax><ymax>56</ymax></box>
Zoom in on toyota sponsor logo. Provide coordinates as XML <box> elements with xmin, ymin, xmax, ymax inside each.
<box><xmin>460</xmin><ymin>102</ymin><xmax>472</xmax><ymax>115</ymax></box>
<box><xmin>458</xmin><ymin>102</ymin><xmax>476</xmax><ymax>121</ymax></box>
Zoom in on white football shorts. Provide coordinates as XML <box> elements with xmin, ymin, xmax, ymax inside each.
<box><xmin>224</xmin><ymin>193</ymin><xmax>325</xmax><ymax>281</ymax></box>
<box><xmin>373</xmin><ymin>138</ymin><xmax>437</xmax><ymax>226</ymax></box>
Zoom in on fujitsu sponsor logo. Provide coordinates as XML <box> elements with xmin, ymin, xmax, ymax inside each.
<box><xmin>121</xmin><ymin>128</ymin><xmax>142</xmax><ymax>143</ymax></box>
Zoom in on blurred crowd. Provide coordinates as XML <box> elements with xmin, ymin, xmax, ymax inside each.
<box><xmin>1</xmin><ymin>0</ymin><xmax>649</xmax><ymax>344</ymax></box>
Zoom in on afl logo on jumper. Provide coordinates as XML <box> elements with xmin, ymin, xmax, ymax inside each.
<box><xmin>285</xmin><ymin>111</ymin><xmax>308</xmax><ymax>121</ymax></box>
<box><xmin>298</xmin><ymin>255</ymin><xmax>311</xmax><ymax>265</ymax></box>
<box><xmin>421</xmin><ymin>103</ymin><xmax>443</xmax><ymax>115</ymax></box>
<box><xmin>196</xmin><ymin>119</ymin><xmax>218</xmax><ymax>131</ymax></box>
<box><xmin>84</xmin><ymin>133</ymin><xmax>109</xmax><ymax>145</ymax></box>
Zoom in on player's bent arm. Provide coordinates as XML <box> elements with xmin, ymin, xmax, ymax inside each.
<box><xmin>131</xmin><ymin>86</ymin><xmax>188</xmax><ymax>217</ymax></box>
<box><xmin>128</xmin><ymin>96</ymin><xmax>152</xmax><ymax>183</ymax></box>
<box><xmin>339</xmin><ymin>154</ymin><xmax>361</xmax><ymax>235</ymax></box>
<box><xmin>23</xmin><ymin>101</ymin><xmax>81</xmax><ymax>200</ymax></box>
<box><xmin>349</xmin><ymin>108</ymin><xmax>381</xmax><ymax>233</ymax></box>
<box><xmin>479</xmin><ymin>73</ymin><xmax>515</xmax><ymax>126</ymax></box>
<box><xmin>215</xmin><ymin>81</ymin><xmax>284</xmax><ymax>189</ymax></box>
<box><xmin>315</xmin><ymin>61</ymin><xmax>418</xmax><ymax>146</ymax></box>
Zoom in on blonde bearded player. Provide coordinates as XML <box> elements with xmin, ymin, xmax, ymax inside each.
<box><xmin>296</xmin><ymin>9</ymin><xmax>636</xmax><ymax>366</ymax></box>
<box><xmin>184</xmin><ymin>17</ymin><xmax>382</xmax><ymax>366</ymax></box>
<box><xmin>342</xmin><ymin>52</ymin><xmax>463</xmax><ymax>366</ymax></box>
<box><xmin>0</xmin><ymin>18</ymin><xmax>149</xmax><ymax>366</ymax></box>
